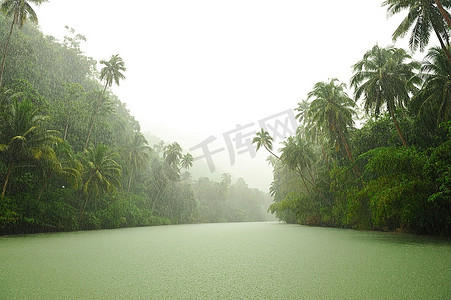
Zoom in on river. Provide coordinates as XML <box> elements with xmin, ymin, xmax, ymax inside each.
<box><xmin>0</xmin><ymin>222</ymin><xmax>450</xmax><ymax>299</ymax></box>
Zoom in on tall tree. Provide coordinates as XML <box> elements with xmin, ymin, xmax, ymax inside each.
<box><xmin>0</xmin><ymin>0</ymin><xmax>48</xmax><ymax>89</ymax></box>
<box><xmin>383</xmin><ymin>0</ymin><xmax>451</xmax><ymax>65</ymax></box>
<box><xmin>85</xmin><ymin>54</ymin><xmax>126</xmax><ymax>148</ymax></box>
<box><xmin>252</xmin><ymin>128</ymin><xmax>280</xmax><ymax>159</ymax></box>
<box><xmin>307</xmin><ymin>79</ymin><xmax>357</xmax><ymax>164</ymax></box>
<box><xmin>163</xmin><ymin>142</ymin><xmax>183</xmax><ymax>167</ymax></box>
<box><xmin>350</xmin><ymin>45</ymin><xmax>420</xmax><ymax>146</ymax></box>
<box><xmin>180</xmin><ymin>153</ymin><xmax>194</xmax><ymax>170</ymax></box>
<box><xmin>163</xmin><ymin>142</ymin><xmax>183</xmax><ymax>180</ymax></box>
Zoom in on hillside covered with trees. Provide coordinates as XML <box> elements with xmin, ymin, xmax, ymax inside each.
<box><xmin>0</xmin><ymin>2</ymin><xmax>272</xmax><ymax>234</ymax></box>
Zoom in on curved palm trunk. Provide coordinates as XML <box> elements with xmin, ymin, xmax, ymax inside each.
<box><xmin>78</xmin><ymin>194</ymin><xmax>90</xmax><ymax>225</ymax></box>
<box><xmin>84</xmin><ymin>85</ymin><xmax>108</xmax><ymax>148</ymax></box>
<box><xmin>264</xmin><ymin>145</ymin><xmax>280</xmax><ymax>160</ymax></box>
<box><xmin>432</xmin><ymin>24</ymin><xmax>451</xmax><ymax>66</ymax></box>
<box><xmin>1</xmin><ymin>164</ymin><xmax>13</xmax><ymax>200</ymax></box>
<box><xmin>389</xmin><ymin>109</ymin><xmax>408</xmax><ymax>147</ymax></box>
<box><xmin>37</xmin><ymin>174</ymin><xmax>52</xmax><ymax>202</ymax></box>
<box><xmin>295</xmin><ymin>167</ymin><xmax>311</xmax><ymax>195</ymax></box>
<box><xmin>435</xmin><ymin>0</ymin><xmax>451</xmax><ymax>29</ymax></box>
<box><xmin>0</xmin><ymin>14</ymin><xmax>17</xmax><ymax>90</ymax></box>
<box><xmin>336</xmin><ymin>124</ymin><xmax>364</xmax><ymax>182</ymax></box>
<box><xmin>63</xmin><ymin>117</ymin><xmax>70</xmax><ymax>140</ymax></box>
<box><xmin>127</xmin><ymin>169</ymin><xmax>133</xmax><ymax>194</ymax></box>
<box><xmin>294</xmin><ymin>165</ymin><xmax>333</xmax><ymax>207</ymax></box>
<box><xmin>127</xmin><ymin>168</ymin><xmax>134</xmax><ymax>207</ymax></box>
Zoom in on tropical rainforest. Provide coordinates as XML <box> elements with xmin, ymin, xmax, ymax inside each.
<box><xmin>0</xmin><ymin>1</ymin><xmax>450</xmax><ymax>237</ymax></box>
<box><xmin>0</xmin><ymin>1</ymin><xmax>272</xmax><ymax>234</ymax></box>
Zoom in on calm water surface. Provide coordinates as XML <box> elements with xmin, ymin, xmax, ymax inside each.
<box><xmin>1</xmin><ymin>222</ymin><xmax>450</xmax><ymax>299</ymax></box>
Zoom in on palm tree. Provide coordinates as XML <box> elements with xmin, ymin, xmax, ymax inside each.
<box><xmin>350</xmin><ymin>45</ymin><xmax>421</xmax><ymax>146</ymax></box>
<box><xmin>382</xmin><ymin>0</ymin><xmax>451</xmax><ymax>65</ymax></box>
<box><xmin>307</xmin><ymin>79</ymin><xmax>357</xmax><ymax>163</ymax></box>
<box><xmin>0</xmin><ymin>0</ymin><xmax>48</xmax><ymax>89</ymax></box>
<box><xmin>221</xmin><ymin>173</ymin><xmax>231</xmax><ymax>187</ymax></box>
<box><xmin>79</xmin><ymin>143</ymin><xmax>122</xmax><ymax>222</ymax></box>
<box><xmin>252</xmin><ymin>128</ymin><xmax>280</xmax><ymax>159</ymax></box>
<box><xmin>0</xmin><ymin>98</ymin><xmax>61</xmax><ymax>199</ymax></box>
<box><xmin>180</xmin><ymin>153</ymin><xmax>194</xmax><ymax>170</ymax></box>
<box><xmin>415</xmin><ymin>46</ymin><xmax>451</xmax><ymax>124</ymax></box>
<box><xmin>85</xmin><ymin>54</ymin><xmax>126</xmax><ymax>148</ymax></box>
<box><xmin>163</xmin><ymin>142</ymin><xmax>183</xmax><ymax>167</ymax></box>
<box><xmin>124</xmin><ymin>132</ymin><xmax>150</xmax><ymax>194</ymax></box>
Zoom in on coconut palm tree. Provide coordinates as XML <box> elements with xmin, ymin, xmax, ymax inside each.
<box><xmin>163</xmin><ymin>142</ymin><xmax>183</xmax><ymax>167</ymax></box>
<box><xmin>350</xmin><ymin>45</ymin><xmax>421</xmax><ymax>146</ymax></box>
<box><xmin>415</xmin><ymin>46</ymin><xmax>451</xmax><ymax>124</ymax></box>
<box><xmin>85</xmin><ymin>54</ymin><xmax>126</xmax><ymax>148</ymax></box>
<box><xmin>383</xmin><ymin>0</ymin><xmax>451</xmax><ymax>65</ymax></box>
<box><xmin>252</xmin><ymin>128</ymin><xmax>280</xmax><ymax>159</ymax></box>
<box><xmin>0</xmin><ymin>0</ymin><xmax>48</xmax><ymax>89</ymax></box>
<box><xmin>180</xmin><ymin>153</ymin><xmax>194</xmax><ymax>170</ymax></box>
<box><xmin>79</xmin><ymin>143</ymin><xmax>122</xmax><ymax>222</ymax></box>
<box><xmin>307</xmin><ymin>79</ymin><xmax>357</xmax><ymax>163</ymax></box>
<box><xmin>0</xmin><ymin>98</ymin><xmax>61</xmax><ymax>199</ymax></box>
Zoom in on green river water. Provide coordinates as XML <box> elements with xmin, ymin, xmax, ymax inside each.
<box><xmin>0</xmin><ymin>222</ymin><xmax>450</xmax><ymax>299</ymax></box>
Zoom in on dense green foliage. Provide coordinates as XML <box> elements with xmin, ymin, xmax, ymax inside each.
<box><xmin>261</xmin><ymin>2</ymin><xmax>451</xmax><ymax>237</ymax></box>
<box><xmin>0</xmin><ymin>14</ymin><xmax>271</xmax><ymax>234</ymax></box>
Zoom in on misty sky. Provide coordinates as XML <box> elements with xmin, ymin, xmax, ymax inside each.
<box><xmin>34</xmin><ymin>1</ymin><xmax>417</xmax><ymax>190</ymax></box>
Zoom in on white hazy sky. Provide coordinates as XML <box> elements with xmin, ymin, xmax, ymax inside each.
<box><xmin>34</xmin><ymin>1</ymin><xmax>416</xmax><ymax>191</ymax></box>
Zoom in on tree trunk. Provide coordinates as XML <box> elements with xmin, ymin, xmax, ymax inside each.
<box><xmin>78</xmin><ymin>194</ymin><xmax>89</xmax><ymax>225</ymax></box>
<box><xmin>0</xmin><ymin>14</ymin><xmax>17</xmax><ymax>90</ymax></box>
<box><xmin>63</xmin><ymin>118</ymin><xmax>70</xmax><ymax>140</ymax></box>
<box><xmin>84</xmin><ymin>85</ymin><xmax>108</xmax><ymax>148</ymax></box>
<box><xmin>127</xmin><ymin>169</ymin><xmax>133</xmax><ymax>207</ymax></box>
<box><xmin>389</xmin><ymin>109</ymin><xmax>408</xmax><ymax>147</ymax></box>
<box><xmin>435</xmin><ymin>0</ymin><xmax>451</xmax><ymax>29</ymax></box>
<box><xmin>432</xmin><ymin>24</ymin><xmax>451</xmax><ymax>66</ymax></box>
<box><xmin>37</xmin><ymin>174</ymin><xmax>51</xmax><ymax>202</ymax></box>
<box><xmin>127</xmin><ymin>169</ymin><xmax>133</xmax><ymax>194</ymax></box>
<box><xmin>296</xmin><ymin>168</ymin><xmax>311</xmax><ymax>195</ymax></box>
<box><xmin>264</xmin><ymin>145</ymin><xmax>280</xmax><ymax>160</ymax></box>
<box><xmin>84</xmin><ymin>105</ymin><xmax>100</xmax><ymax>148</ymax></box>
<box><xmin>1</xmin><ymin>164</ymin><xmax>13</xmax><ymax>200</ymax></box>
<box><xmin>336</xmin><ymin>124</ymin><xmax>364</xmax><ymax>182</ymax></box>
<box><xmin>294</xmin><ymin>166</ymin><xmax>333</xmax><ymax>207</ymax></box>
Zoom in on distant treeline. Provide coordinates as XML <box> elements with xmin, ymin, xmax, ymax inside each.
<box><xmin>0</xmin><ymin>13</ymin><xmax>272</xmax><ymax>235</ymax></box>
<box><xmin>254</xmin><ymin>1</ymin><xmax>451</xmax><ymax>236</ymax></box>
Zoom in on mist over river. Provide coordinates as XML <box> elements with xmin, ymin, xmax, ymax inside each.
<box><xmin>1</xmin><ymin>222</ymin><xmax>450</xmax><ymax>299</ymax></box>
